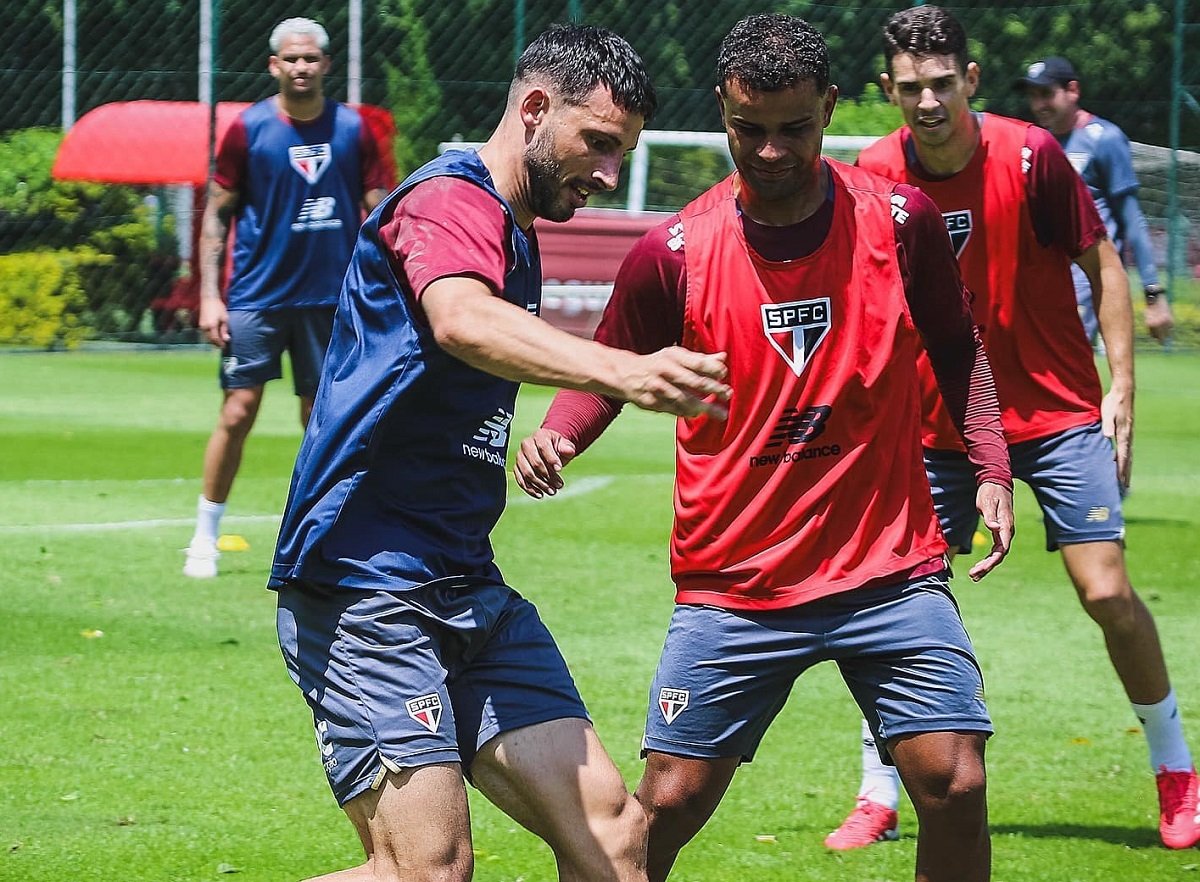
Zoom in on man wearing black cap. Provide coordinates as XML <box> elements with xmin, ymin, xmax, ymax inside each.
<box><xmin>1017</xmin><ymin>56</ymin><xmax>1174</xmax><ymax>345</ymax></box>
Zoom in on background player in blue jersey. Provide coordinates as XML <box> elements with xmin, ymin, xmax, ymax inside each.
<box><xmin>184</xmin><ymin>17</ymin><xmax>391</xmax><ymax>578</ymax></box>
<box><xmin>1016</xmin><ymin>55</ymin><xmax>1175</xmax><ymax>346</ymax></box>
<box><xmin>269</xmin><ymin>25</ymin><xmax>731</xmax><ymax>882</ymax></box>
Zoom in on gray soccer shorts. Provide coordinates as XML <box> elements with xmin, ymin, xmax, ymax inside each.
<box><xmin>643</xmin><ymin>572</ymin><xmax>991</xmax><ymax>765</ymax></box>
<box><xmin>926</xmin><ymin>421</ymin><xmax>1125</xmax><ymax>553</ymax></box>
<box><xmin>220</xmin><ymin>307</ymin><xmax>334</xmax><ymax>396</ymax></box>
<box><xmin>276</xmin><ymin>578</ymin><xmax>589</xmax><ymax>806</ymax></box>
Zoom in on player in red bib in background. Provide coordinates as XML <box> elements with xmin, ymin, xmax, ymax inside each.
<box><xmin>825</xmin><ymin>4</ymin><xmax>1200</xmax><ymax>853</ymax></box>
<box><xmin>517</xmin><ymin>14</ymin><xmax>1013</xmax><ymax>882</ymax></box>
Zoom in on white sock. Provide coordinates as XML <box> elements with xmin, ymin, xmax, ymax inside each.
<box><xmin>857</xmin><ymin>718</ymin><xmax>901</xmax><ymax>809</ymax></box>
<box><xmin>192</xmin><ymin>495</ymin><xmax>226</xmax><ymax>546</ymax></box>
<box><xmin>1132</xmin><ymin>689</ymin><xmax>1193</xmax><ymax>773</ymax></box>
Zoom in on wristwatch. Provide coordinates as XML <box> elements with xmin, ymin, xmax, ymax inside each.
<box><xmin>1144</xmin><ymin>284</ymin><xmax>1165</xmax><ymax>305</ymax></box>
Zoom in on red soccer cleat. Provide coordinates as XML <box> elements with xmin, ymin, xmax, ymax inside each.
<box><xmin>1157</xmin><ymin>766</ymin><xmax>1200</xmax><ymax>849</ymax></box>
<box><xmin>823</xmin><ymin>797</ymin><xmax>899</xmax><ymax>851</ymax></box>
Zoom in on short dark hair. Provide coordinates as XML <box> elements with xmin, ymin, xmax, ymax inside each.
<box><xmin>882</xmin><ymin>5</ymin><xmax>969</xmax><ymax>76</ymax></box>
<box><xmin>514</xmin><ymin>24</ymin><xmax>657</xmax><ymax>120</ymax></box>
<box><xmin>717</xmin><ymin>14</ymin><xmax>829</xmax><ymax>94</ymax></box>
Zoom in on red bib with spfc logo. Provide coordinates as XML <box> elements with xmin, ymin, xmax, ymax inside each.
<box><xmin>859</xmin><ymin>115</ymin><xmax>1102</xmax><ymax>448</ymax></box>
<box><xmin>673</xmin><ymin>160</ymin><xmax>946</xmax><ymax>611</ymax></box>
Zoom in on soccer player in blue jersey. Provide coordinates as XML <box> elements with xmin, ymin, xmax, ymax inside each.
<box><xmin>184</xmin><ymin>17</ymin><xmax>392</xmax><ymax>578</ymax></box>
<box><xmin>269</xmin><ymin>24</ymin><xmax>731</xmax><ymax>882</ymax></box>
<box><xmin>1016</xmin><ymin>56</ymin><xmax>1175</xmax><ymax>346</ymax></box>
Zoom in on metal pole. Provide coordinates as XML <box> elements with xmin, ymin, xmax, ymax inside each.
<box><xmin>62</xmin><ymin>0</ymin><xmax>76</xmax><ymax>129</ymax></box>
<box><xmin>199</xmin><ymin>0</ymin><xmax>212</xmax><ymax>106</ymax></box>
<box><xmin>202</xmin><ymin>0</ymin><xmax>221</xmax><ymax>180</ymax></box>
<box><xmin>514</xmin><ymin>0</ymin><xmax>526</xmax><ymax>67</ymax></box>
<box><xmin>1166</xmin><ymin>0</ymin><xmax>1183</xmax><ymax>290</ymax></box>
<box><xmin>349</xmin><ymin>0</ymin><xmax>362</xmax><ymax>105</ymax></box>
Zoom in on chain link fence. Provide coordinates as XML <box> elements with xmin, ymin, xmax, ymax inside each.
<box><xmin>2</xmin><ymin>1</ymin><xmax>1197</xmax><ymax>346</ymax></box>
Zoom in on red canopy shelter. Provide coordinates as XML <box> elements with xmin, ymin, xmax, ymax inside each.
<box><xmin>52</xmin><ymin>100</ymin><xmax>396</xmax><ymax>326</ymax></box>
<box><xmin>52</xmin><ymin>99</ymin><xmax>396</xmax><ymax>185</ymax></box>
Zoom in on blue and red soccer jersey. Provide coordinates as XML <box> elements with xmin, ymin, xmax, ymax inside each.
<box><xmin>215</xmin><ymin>98</ymin><xmax>390</xmax><ymax>311</ymax></box>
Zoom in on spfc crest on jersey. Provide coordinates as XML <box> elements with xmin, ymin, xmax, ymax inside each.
<box><xmin>942</xmin><ymin>210</ymin><xmax>973</xmax><ymax>258</ymax></box>
<box><xmin>289</xmin><ymin>143</ymin><xmax>332</xmax><ymax>184</ymax></box>
<box><xmin>658</xmin><ymin>687</ymin><xmax>689</xmax><ymax>725</ymax></box>
<box><xmin>761</xmin><ymin>297</ymin><xmax>831</xmax><ymax>377</ymax></box>
<box><xmin>406</xmin><ymin>693</ymin><xmax>443</xmax><ymax>733</ymax></box>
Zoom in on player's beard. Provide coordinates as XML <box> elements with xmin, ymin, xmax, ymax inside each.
<box><xmin>524</xmin><ymin>136</ymin><xmax>574</xmax><ymax>223</ymax></box>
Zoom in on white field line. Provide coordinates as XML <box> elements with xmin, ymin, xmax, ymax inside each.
<box><xmin>0</xmin><ymin>475</ymin><xmax>617</xmax><ymax>535</ymax></box>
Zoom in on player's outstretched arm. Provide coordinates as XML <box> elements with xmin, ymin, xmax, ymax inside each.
<box><xmin>422</xmin><ymin>276</ymin><xmax>731</xmax><ymax>419</ymax></box>
<box><xmin>967</xmin><ymin>481</ymin><xmax>1014</xmax><ymax>582</ymax></box>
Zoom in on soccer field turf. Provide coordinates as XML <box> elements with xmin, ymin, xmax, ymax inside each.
<box><xmin>1</xmin><ymin>349</ymin><xmax>1199</xmax><ymax>881</ymax></box>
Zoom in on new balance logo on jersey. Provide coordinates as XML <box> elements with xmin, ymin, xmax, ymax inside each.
<box><xmin>289</xmin><ymin>143</ymin><xmax>332</xmax><ymax>183</ymax></box>
<box><xmin>462</xmin><ymin>408</ymin><xmax>513</xmax><ymax>467</ymax></box>
<box><xmin>750</xmin><ymin>406</ymin><xmax>841</xmax><ymax>468</ymax></box>
<box><xmin>659</xmin><ymin>687</ymin><xmax>689</xmax><ymax>724</ymax></box>
<box><xmin>761</xmin><ymin>298</ymin><xmax>831</xmax><ymax>377</ymax></box>
<box><xmin>291</xmin><ymin>196</ymin><xmax>343</xmax><ymax>232</ymax></box>
<box><xmin>942</xmin><ymin>210</ymin><xmax>973</xmax><ymax>258</ymax></box>
<box><xmin>767</xmin><ymin>406</ymin><xmax>832</xmax><ymax>446</ymax></box>
<box><xmin>1086</xmin><ymin>506</ymin><xmax>1111</xmax><ymax>523</ymax></box>
<box><xmin>473</xmin><ymin>408</ymin><xmax>512</xmax><ymax>447</ymax></box>
<box><xmin>406</xmin><ymin>694</ymin><xmax>443</xmax><ymax>733</ymax></box>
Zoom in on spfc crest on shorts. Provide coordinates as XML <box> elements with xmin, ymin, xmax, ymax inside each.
<box><xmin>942</xmin><ymin>210</ymin><xmax>973</xmax><ymax>258</ymax></box>
<box><xmin>658</xmin><ymin>687</ymin><xmax>689</xmax><ymax>725</ymax></box>
<box><xmin>761</xmin><ymin>298</ymin><xmax>831</xmax><ymax>377</ymax></box>
<box><xmin>289</xmin><ymin>143</ymin><xmax>332</xmax><ymax>184</ymax></box>
<box><xmin>406</xmin><ymin>693</ymin><xmax>443</xmax><ymax>733</ymax></box>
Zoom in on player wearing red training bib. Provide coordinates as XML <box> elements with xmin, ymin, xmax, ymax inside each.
<box><xmin>824</xmin><ymin>4</ymin><xmax>1200</xmax><ymax>855</ymax></box>
<box><xmin>516</xmin><ymin>15</ymin><xmax>1013</xmax><ymax>882</ymax></box>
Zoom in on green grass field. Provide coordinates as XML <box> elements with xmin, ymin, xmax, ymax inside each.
<box><xmin>2</xmin><ymin>350</ymin><xmax>1199</xmax><ymax>881</ymax></box>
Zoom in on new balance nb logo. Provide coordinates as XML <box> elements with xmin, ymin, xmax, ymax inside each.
<box><xmin>761</xmin><ymin>298</ymin><xmax>831</xmax><ymax>377</ymax></box>
<box><xmin>291</xmin><ymin>196</ymin><xmax>343</xmax><ymax>232</ymax></box>
<box><xmin>767</xmin><ymin>406</ymin><xmax>832</xmax><ymax>446</ymax></box>
<box><xmin>1085</xmin><ymin>506</ymin><xmax>1111</xmax><ymax>523</ymax></box>
<box><xmin>659</xmin><ymin>687</ymin><xmax>689</xmax><ymax>725</ymax></box>
<box><xmin>473</xmin><ymin>408</ymin><xmax>512</xmax><ymax>448</ymax></box>
<box><xmin>314</xmin><ymin>718</ymin><xmax>337</xmax><ymax>771</ymax></box>
<box><xmin>462</xmin><ymin>408</ymin><xmax>513</xmax><ymax>467</ymax></box>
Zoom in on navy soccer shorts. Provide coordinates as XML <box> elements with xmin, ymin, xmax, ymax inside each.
<box><xmin>276</xmin><ymin>578</ymin><xmax>589</xmax><ymax>806</ymax></box>
<box><xmin>926</xmin><ymin>421</ymin><xmax>1125</xmax><ymax>553</ymax></box>
<box><xmin>221</xmin><ymin>307</ymin><xmax>334</xmax><ymax>396</ymax></box>
<box><xmin>643</xmin><ymin>572</ymin><xmax>991</xmax><ymax>764</ymax></box>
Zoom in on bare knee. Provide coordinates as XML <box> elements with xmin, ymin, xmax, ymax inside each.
<box><xmin>894</xmin><ymin>734</ymin><xmax>987</xmax><ymax>818</ymax></box>
<box><xmin>219</xmin><ymin>392</ymin><xmax>261</xmax><ymax>437</ymax></box>
<box><xmin>636</xmin><ymin>755</ymin><xmax>735</xmax><ymax>855</ymax></box>
<box><xmin>595</xmin><ymin>790</ymin><xmax>649</xmax><ymax>874</ymax></box>
<box><xmin>1079</xmin><ymin>583</ymin><xmax>1137</xmax><ymax>631</ymax></box>
<box><xmin>340</xmin><ymin>765</ymin><xmax>474</xmax><ymax>882</ymax></box>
